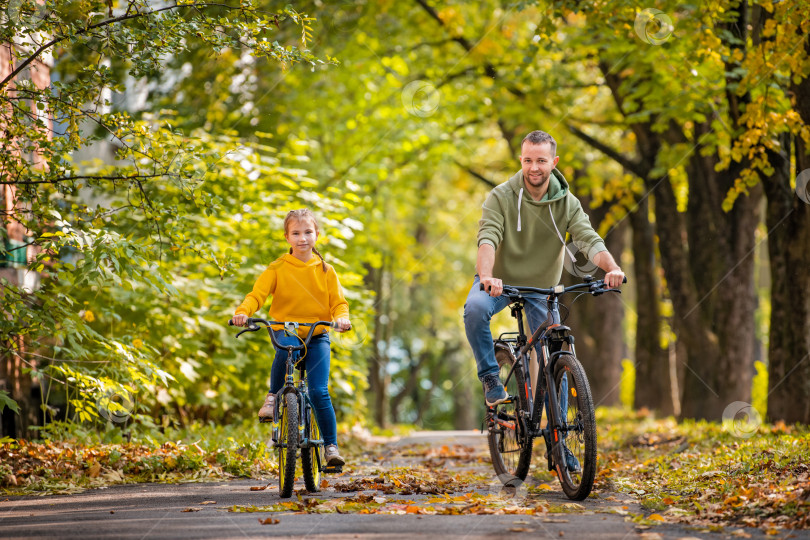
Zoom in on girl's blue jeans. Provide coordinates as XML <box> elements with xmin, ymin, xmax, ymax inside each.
<box><xmin>269</xmin><ymin>331</ymin><xmax>337</xmax><ymax>446</ymax></box>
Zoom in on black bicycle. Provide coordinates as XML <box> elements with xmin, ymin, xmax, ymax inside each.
<box><xmin>485</xmin><ymin>275</ymin><xmax>625</xmax><ymax>501</ymax></box>
<box><xmin>229</xmin><ymin>318</ymin><xmax>342</xmax><ymax>498</ymax></box>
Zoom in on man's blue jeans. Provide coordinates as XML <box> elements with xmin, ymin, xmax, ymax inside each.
<box><xmin>463</xmin><ymin>275</ymin><xmax>549</xmax><ymax>381</ymax></box>
<box><xmin>269</xmin><ymin>331</ymin><xmax>337</xmax><ymax>446</ymax></box>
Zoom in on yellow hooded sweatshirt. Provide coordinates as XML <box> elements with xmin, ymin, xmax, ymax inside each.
<box><xmin>234</xmin><ymin>254</ymin><xmax>349</xmax><ymax>336</ymax></box>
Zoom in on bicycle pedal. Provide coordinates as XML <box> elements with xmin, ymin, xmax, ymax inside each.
<box><xmin>259</xmin><ymin>418</ymin><xmax>274</xmax><ymax>424</ymax></box>
<box><xmin>321</xmin><ymin>466</ymin><xmax>343</xmax><ymax>474</ymax></box>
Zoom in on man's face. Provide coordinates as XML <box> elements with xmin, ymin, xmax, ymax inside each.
<box><xmin>520</xmin><ymin>142</ymin><xmax>559</xmax><ymax>191</ymax></box>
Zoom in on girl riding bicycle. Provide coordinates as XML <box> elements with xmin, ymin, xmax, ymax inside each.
<box><xmin>232</xmin><ymin>208</ymin><xmax>351</xmax><ymax>467</ymax></box>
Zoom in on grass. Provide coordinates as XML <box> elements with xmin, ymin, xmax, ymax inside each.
<box><xmin>593</xmin><ymin>407</ymin><xmax>810</xmax><ymax>531</ymax></box>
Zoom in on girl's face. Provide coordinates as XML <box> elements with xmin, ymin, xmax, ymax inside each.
<box><xmin>285</xmin><ymin>217</ymin><xmax>318</xmax><ymax>257</ymax></box>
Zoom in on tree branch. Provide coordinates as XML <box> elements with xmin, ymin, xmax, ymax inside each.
<box><xmin>453</xmin><ymin>159</ymin><xmax>497</xmax><ymax>188</ymax></box>
<box><xmin>0</xmin><ymin>3</ymin><xmax>261</xmax><ymax>89</ymax></box>
<box><xmin>564</xmin><ymin>123</ymin><xmax>647</xmax><ymax>179</ymax></box>
<box><xmin>0</xmin><ymin>173</ymin><xmax>172</xmax><ymax>185</ymax></box>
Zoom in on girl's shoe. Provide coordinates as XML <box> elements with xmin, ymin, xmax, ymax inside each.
<box><xmin>324</xmin><ymin>444</ymin><xmax>345</xmax><ymax>467</ymax></box>
<box><xmin>258</xmin><ymin>393</ymin><xmax>275</xmax><ymax>420</ymax></box>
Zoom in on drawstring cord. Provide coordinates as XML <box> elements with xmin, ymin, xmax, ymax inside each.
<box><xmin>516</xmin><ymin>183</ymin><xmax>575</xmax><ymax>263</ymax></box>
<box><xmin>550</xmin><ymin>205</ymin><xmax>576</xmax><ymax>262</ymax></box>
<box><xmin>517</xmin><ymin>188</ymin><xmax>523</xmax><ymax>232</ymax></box>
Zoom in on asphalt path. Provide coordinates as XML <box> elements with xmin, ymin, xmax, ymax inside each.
<box><xmin>0</xmin><ymin>431</ymin><xmax>789</xmax><ymax>540</ymax></box>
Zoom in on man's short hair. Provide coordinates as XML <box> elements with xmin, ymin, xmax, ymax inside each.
<box><xmin>521</xmin><ymin>130</ymin><xmax>557</xmax><ymax>156</ymax></box>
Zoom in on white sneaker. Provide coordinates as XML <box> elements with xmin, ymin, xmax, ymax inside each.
<box><xmin>324</xmin><ymin>444</ymin><xmax>345</xmax><ymax>467</ymax></box>
<box><xmin>257</xmin><ymin>393</ymin><xmax>275</xmax><ymax>420</ymax></box>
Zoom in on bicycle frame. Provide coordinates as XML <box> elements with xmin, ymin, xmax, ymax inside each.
<box><xmin>230</xmin><ymin>318</ymin><xmax>334</xmax><ymax>466</ymax></box>
<box><xmin>491</xmin><ymin>276</ymin><xmax>624</xmax><ymax>463</ymax></box>
<box><xmin>496</xmin><ymin>294</ymin><xmax>573</xmax><ymax>444</ymax></box>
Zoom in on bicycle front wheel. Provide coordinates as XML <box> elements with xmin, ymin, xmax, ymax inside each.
<box><xmin>301</xmin><ymin>406</ymin><xmax>322</xmax><ymax>492</ymax></box>
<box><xmin>487</xmin><ymin>346</ymin><xmax>533</xmax><ymax>481</ymax></box>
<box><xmin>278</xmin><ymin>392</ymin><xmax>299</xmax><ymax>498</ymax></box>
<box><xmin>552</xmin><ymin>354</ymin><xmax>596</xmax><ymax>500</ymax></box>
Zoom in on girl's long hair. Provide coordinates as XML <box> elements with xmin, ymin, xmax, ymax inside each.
<box><xmin>284</xmin><ymin>209</ymin><xmax>327</xmax><ymax>272</ymax></box>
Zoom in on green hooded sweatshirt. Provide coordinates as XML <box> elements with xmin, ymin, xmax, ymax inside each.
<box><xmin>477</xmin><ymin>169</ymin><xmax>606</xmax><ymax>287</ymax></box>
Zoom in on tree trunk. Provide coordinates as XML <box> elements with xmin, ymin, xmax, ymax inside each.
<box><xmin>643</xmin><ymin>168</ymin><xmax>720</xmax><ymax>420</ymax></box>
<box><xmin>583</xmin><ymin>219</ymin><xmax>626</xmax><ymax>408</ymax></box>
<box><xmin>451</xmin><ymin>352</ymin><xmax>478</xmax><ymax>429</ymax></box>
<box><xmin>0</xmin><ymin>335</ymin><xmax>39</xmax><ymax>439</ymax></box>
<box><xmin>764</xmin><ymin>123</ymin><xmax>810</xmax><ymax>422</ymax></box>
<box><xmin>365</xmin><ymin>261</ymin><xmax>389</xmax><ymax>428</ymax></box>
<box><xmin>561</xmin><ymin>189</ymin><xmax>626</xmax><ymax>407</ymax></box>
<box><xmin>678</xmin><ymin>135</ymin><xmax>761</xmax><ymax>419</ymax></box>
<box><xmin>630</xmin><ymin>197</ymin><xmax>673</xmax><ymax>415</ymax></box>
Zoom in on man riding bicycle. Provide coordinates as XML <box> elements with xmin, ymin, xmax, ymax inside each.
<box><xmin>463</xmin><ymin>130</ymin><xmax>625</xmax><ymax>469</ymax></box>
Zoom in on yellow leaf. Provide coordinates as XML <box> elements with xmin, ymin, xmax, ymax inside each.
<box><xmin>87</xmin><ymin>462</ymin><xmax>101</xmax><ymax>478</ymax></box>
<box><xmin>648</xmin><ymin>513</ymin><xmax>665</xmax><ymax>521</ymax></box>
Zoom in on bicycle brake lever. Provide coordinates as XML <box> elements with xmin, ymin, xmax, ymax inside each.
<box><xmin>592</xmin><ymin>286</ymin><xmax>622</xmax><ymax>297</ymax></box>
<box><xmin>235</xmin><ymin>324</ymin><xmax>260</xmax><ymax>338</ymax></box>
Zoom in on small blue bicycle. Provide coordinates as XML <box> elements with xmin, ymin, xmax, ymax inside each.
<box><xmin>229</xmin><ymin>318</ymin><xmax>342</xmax><ymax>498</ymax></box>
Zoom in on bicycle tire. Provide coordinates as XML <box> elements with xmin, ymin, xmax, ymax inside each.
<box><xmin>278</xmin><ymin>392</ymin><xmax>299</xmax><ymax>498</ymax></box>
<box><xmin>487</xmin><ymin>346</ymin><xmax>533</xmax><ymax>481</ymax></box>
<box><xmin>301</xmin><ymin>406</ymin><xmax>322</xmax><ymax>492</ymax></box>
<box><xmin>552</xmin><ymin>354</ymin><xmax>596</xmax><ymax>501</ymax></box>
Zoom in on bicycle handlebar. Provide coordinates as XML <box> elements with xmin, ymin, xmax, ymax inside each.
<box><xmin>228</xmin><ymin>318</ymin><xmax>338</xmax><ymax>350</ymax></box>
<box><xmin>481</xmin><ymin>275</ymin><xmax>627</xmax><ymax>299</ymax></box>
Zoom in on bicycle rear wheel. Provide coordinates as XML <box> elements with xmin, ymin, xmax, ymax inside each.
<box><xmin>552</xmin><ymin>354</ymin><xmax>596</xmax><ymax>500</ymax></box>
<box><xmin>278</xmin><ymin>392</ymin><xmax>299</xmax><ymax>498</ymax></box>
<box><xmin>301</xmin><ymin>406</ymin><xmax>322</xmax><ymax>492</ymax></box>
<box><xmin>487</xmin><ymin>346</ymin><xmax>533</xmax><ymax>481</ymax></box>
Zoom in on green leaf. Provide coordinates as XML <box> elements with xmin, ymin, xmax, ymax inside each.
<box><xmin>0</xmin><ymin>390</ymin><xmax>20</xmax><ymax>415</ymax></box>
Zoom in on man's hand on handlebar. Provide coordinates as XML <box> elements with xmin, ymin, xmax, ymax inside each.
<box><xmin>232</xmin><ymin>314</ymin><xmax>249</xmax><ymax>327</ymax></box>
<box><xmin>603</xmin><ymin>269</ymin><xmax>626</xmax><ymax>289</ymax></box>
<box><xmin>480</xmin><ymin>276</ymin><xmax>503</xmax><ymax>297</ymax></box>
<box><xmin>333</xmin><ymin>318</ymin><xmax>352</xmax><ymax>332</ymax></box>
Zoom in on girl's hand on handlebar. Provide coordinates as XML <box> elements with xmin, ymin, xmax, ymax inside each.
<box><xmin>232</xmin><ymin>314</ymin><xmax>248</xmax><ymax>327</ymax></box>
<box><xmin>333</xmin><ymin>318</ymin><xmax>352</xmax><ymax>332</ymax></box>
